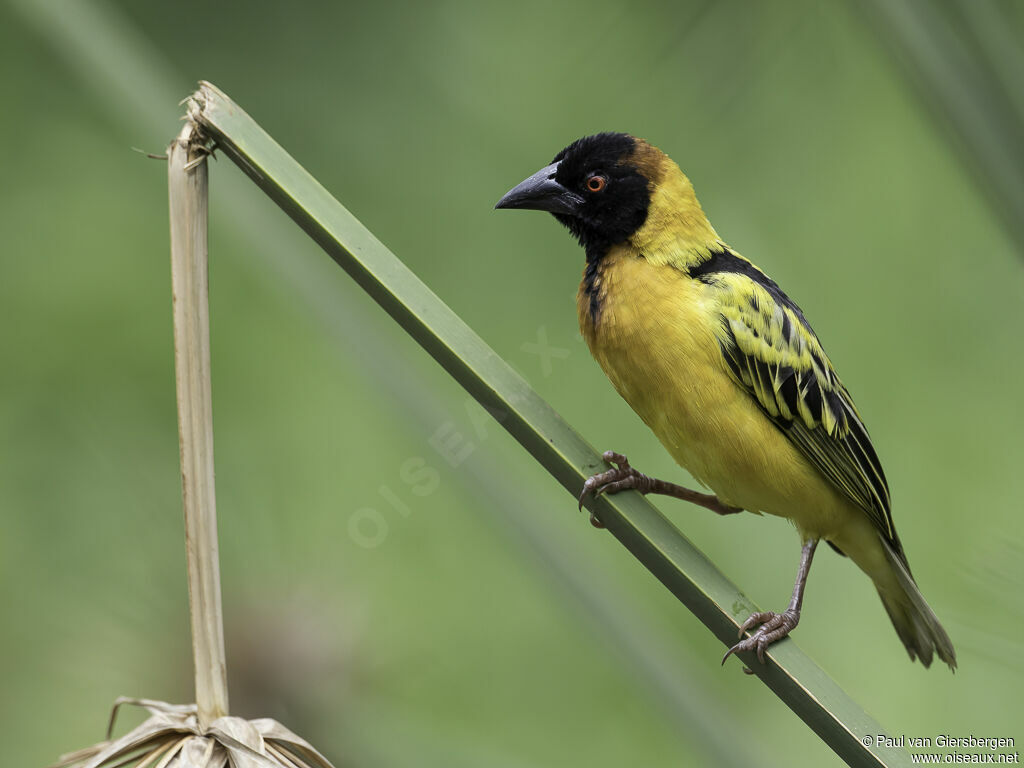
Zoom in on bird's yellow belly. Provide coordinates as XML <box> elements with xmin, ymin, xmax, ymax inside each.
<box><xmin>579</xmin><ymin>252</ymin><xmax>851</xmax><ymax>539</ymax></box>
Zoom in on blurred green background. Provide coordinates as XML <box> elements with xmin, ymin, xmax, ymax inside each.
<box><xmin>3</xmin><ymin>1</ymin><xmax>1022</xmax><ymax>766</ymax></box>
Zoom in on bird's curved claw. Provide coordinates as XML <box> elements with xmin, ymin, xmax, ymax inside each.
<box><xmin>578</xmin><ymin>451</ymin><xmax>638</xmax><ymax>512</ymax></box>
<box><xmin>721</xmin><ymin>609</ymin><xmax>799</xmax><ymax>667</ymax></box>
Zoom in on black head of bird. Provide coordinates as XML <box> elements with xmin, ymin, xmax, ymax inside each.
<box><xmin>495</xmin><ymin>132</ymin><xmax>721</xmax><ymax>266</ymax></box>
<box><xmin>495</xmin><ymin>132</ymin><xmax>662</xmax><ymax>259</ymax></box>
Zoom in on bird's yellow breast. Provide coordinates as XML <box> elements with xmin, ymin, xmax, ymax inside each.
<box><xmin>577</xmin><ymin>247</ymin><xmax>853</xmax><ymax>538</ymax></box>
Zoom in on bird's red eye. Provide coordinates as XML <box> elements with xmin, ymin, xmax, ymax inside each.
<box><xmin>586</xmin><ymin>174</ymin><xmax>607</xmax><ymax>192</ymax></box>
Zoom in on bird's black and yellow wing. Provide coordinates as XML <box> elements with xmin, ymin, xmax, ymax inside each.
<box><xmin>689</xmin><ymin>249</ymin><xmax>906</xmax><ymax>567</ymax></box>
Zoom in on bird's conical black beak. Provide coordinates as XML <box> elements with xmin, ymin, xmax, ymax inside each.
<box><xmin>494</xmin><ymin>162</ymin><xmax>584</xmax><ymax>216</ymax></box>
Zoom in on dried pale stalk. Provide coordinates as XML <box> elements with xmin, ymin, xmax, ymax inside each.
<box><xmin>167</xmin><ymin>121</ymin><xmax>229</xmax><ymax>727</ymax></box>
<box><xmin>48</xmin><ymin>108</ymin><xmax>336</xmax><ymax>768</ymax></box>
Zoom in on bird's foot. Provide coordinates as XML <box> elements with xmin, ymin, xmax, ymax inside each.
<box><xmin>578</xmin><ymin>451</ymin><xmax>653</xmax><ymax>512</ymax></box>
<box><xmin>578</xmin><ymin>451</ymin><xmax>652</xmax><ymax>529</ymax></box>
<box><xmin>722</xmin><ymin>609</ymin><xmax>800</xmax><ymax>666</ymax></box>
<box><xmin>578</xmin><ymin>451</ymin><xmax>741</xmax><ymax>528</ymax></box>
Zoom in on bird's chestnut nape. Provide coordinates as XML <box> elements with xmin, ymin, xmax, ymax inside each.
<box><xmin>496</xmin><ymin>132</ymin><xmax>653</xmax><ymax>260</ymax></box>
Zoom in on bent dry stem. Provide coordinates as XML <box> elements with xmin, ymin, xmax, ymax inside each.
<box><xmin>46</xmin><ymin>109</ymin><xmax>338</xmax><ymax>768</ymax></box>
<box><xmin>185</xmin><ymin>81</ymin><xmax>910</xmax><ymax>768</ymax></box>
<box><xmin>168</xmin><ymin>122</ymin><xmax>229</xmax><ymax>728</ymax></box>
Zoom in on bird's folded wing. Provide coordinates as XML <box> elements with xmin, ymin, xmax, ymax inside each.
<box><xmin>699</xmin><ymin>267</ymin><xmax>903</xmax><ymax>564</ymax></box>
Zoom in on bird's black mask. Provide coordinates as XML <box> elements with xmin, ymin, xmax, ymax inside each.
<box><xmin>495</xmin><ymin>132</ymin><xmax>652</xmax><ymax>261</ymax></box>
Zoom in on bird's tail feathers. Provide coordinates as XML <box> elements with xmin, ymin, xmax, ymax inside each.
<box><xmin>876</xmin><ymin>536</ymin><xmax>956</xmax><ymax>670</ymax></box>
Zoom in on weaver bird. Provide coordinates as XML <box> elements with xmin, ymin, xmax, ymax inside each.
<box><xmin>495</xmin><ymin>132</ymin><xmax>955</xmax><ymax>669</ymax></box>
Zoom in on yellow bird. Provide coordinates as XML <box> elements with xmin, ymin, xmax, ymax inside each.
<box><xmin>496</xmin><ymin>132</ymin><xmax>955</xmax><ymax>669</ymax></box>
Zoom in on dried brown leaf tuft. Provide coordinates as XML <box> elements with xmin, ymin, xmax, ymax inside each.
<box><xmin>49</xmin><ymin>699</ymin><xmax>335</xmax><ymax>768</ymax></box>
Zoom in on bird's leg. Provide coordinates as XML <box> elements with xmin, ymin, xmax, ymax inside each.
<box><xmin>579</xmin><ymin>451</ymin><xmax>742</xmax><ymax>527</ymax></box>
<box><xmin>723</xmin><ymin>538</ymin><xmax>819</xmax><ymax>666</ymax></box>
